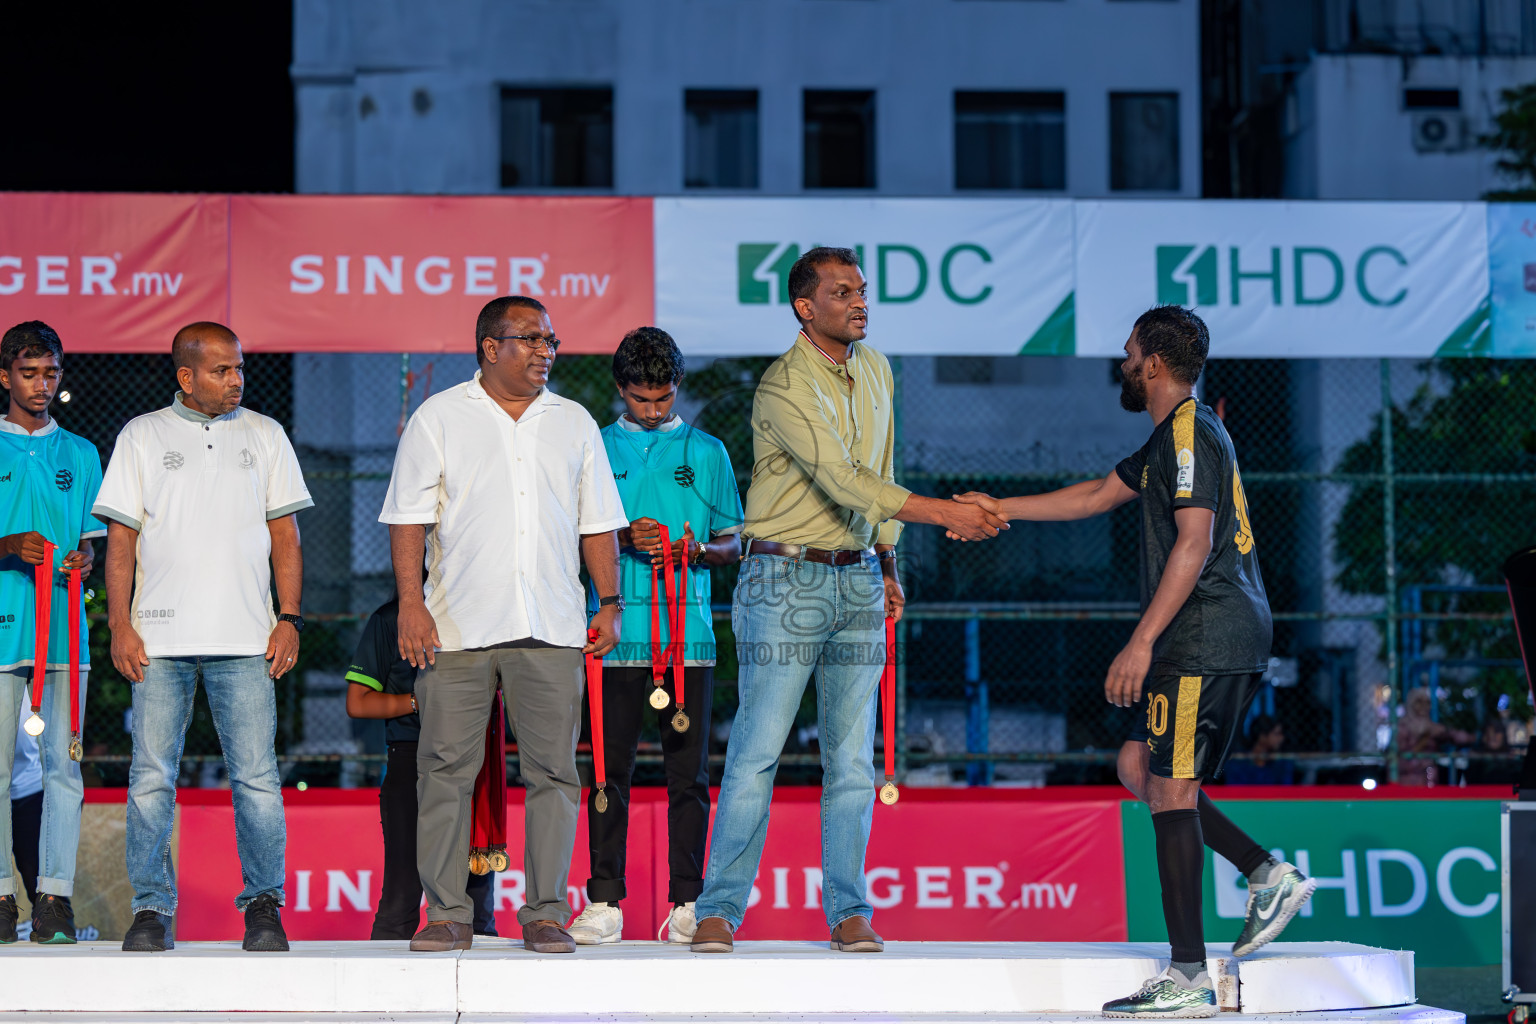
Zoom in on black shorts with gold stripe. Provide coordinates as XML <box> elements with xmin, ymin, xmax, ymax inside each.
<box><xmin>1143</xmin><ymin>673</ymin><xmax>1263</xmax><ymax>781</ymax></box>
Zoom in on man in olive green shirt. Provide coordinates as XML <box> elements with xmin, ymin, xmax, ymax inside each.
<box><xmin>691</xmin><ymin>247</ymin><xmax>1004</xmax><ymax>954</ymax></box>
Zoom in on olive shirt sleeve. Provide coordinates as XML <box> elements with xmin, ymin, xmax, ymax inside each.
<box><xmin>753</xmin><ymin>369</ymin><xmax>911</xmax><ymax>531</ymax></box>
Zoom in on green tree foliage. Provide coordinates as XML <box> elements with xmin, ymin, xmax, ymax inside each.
<box><xmin>1333</xmin><ymin>362</ymin><xmax>1536</xmax><ymax>725</ymax></box>
<box><xmin>1481</xmin><ymin>83</ymin><xmax>1536</xmax><ymax>200</ymax></box>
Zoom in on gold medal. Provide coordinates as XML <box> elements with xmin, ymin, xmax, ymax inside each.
<box><xmin>879</xmin><ymin>782</ymin><xmax>899</xmax><ymax>806</ymax></box>
<box><xmin>68</xmin><ymin>737</ymin><xmax>83</xmax><ymax>762</ymax></box>
<box><xmin>489</xmin><ymin>849</ymin><xmax>509</xmax><ymax>872</ymax></box>
<box><xmin>648</xmin><ymin>687</ymin><xmax>670</xmax><ymax>710</ymax></box>
<box><xmin>469</xmin><ymin>851</ymin><xmax>490</xmax><ymax>875</ymax></box>
<box><xmin>595</xmin><ymin>788</ymin><xmax>610</xmax><ymax>813</ymax></box>
<box><xmin>671</xmin><ymin>709</ymin><xmax>690</xmax><ymax>733</ymax></box>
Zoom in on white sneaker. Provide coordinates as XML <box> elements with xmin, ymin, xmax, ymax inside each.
<box><xmin>658</xmin><ymin>901</ymin><xmax>698</xmax><ymax>943</ymax></box>
<box><xmin>568</xmin><ymin>902</ymin><xmax>623</xmax><ymax>945</ymax></box>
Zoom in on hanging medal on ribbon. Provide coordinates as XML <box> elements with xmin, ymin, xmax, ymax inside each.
<box><xmin>468</xmin><ymin>687</ymin><xmax>508</xmax><ymax>873</ymax></box>
<box><xmin>586</xmin><ymin>628</ymin><xmax>610</xmax><ymax>813</ymax></box>
<box><xmin>66</xmin><ymin>564</ymin><xmax>84</xmax><ymax>761</ymax></box>
<box><xmin>649</xmin><ymin>525</ymin><xmax>691</xmax><ymax>733</ymax></box>
<box><xmin>879</xmin><ymin>614</ymin><xmax>899</xmax><ymax>806</ymax></box>
<box><xmin>24</xmin><ymin>541</ymin><xmax>57</xmax><ymax>739</ymax></box>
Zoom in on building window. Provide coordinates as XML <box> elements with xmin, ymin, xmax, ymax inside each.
<box><xmin>954</xmin><ymin>91</ymin><xmax>1065</xmax><ymax>190</ymax></box>
<box><xmin>684</xmin><ymin>89</ymin><xmax>759</xmax><ymax>189</ymax></box>
<box><xmin>499</xmin><ymin>87</ymin><xmax>613</xmax><ymax>189</ymax></box>
<box><xmin>1109</xmin><ymin>92</ymin><xmax>1179</xmax><ymax>191</ymax></box>
<box><xmin>804</xmin><ymin>90</ymin><xmax>875</xmax><ymax>189</ymax></box>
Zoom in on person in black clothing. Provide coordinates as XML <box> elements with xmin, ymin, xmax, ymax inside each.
<box><xmin>952</xmin><ymin>306</ymin><xmax>1319</xmax><ymax>1018</ymax></box>
<box><xmin>346</xmin><ymin>597</ymin><xmax>497</xmax><ymax>940</ymax></box>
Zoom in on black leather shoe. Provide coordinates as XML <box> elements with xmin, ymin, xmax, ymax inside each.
<box><xmin>122</xmin><ymin>909</ymin><xmax>173</xmax><ymax>952</ymax></box>
<box><xmin>30</xmin><ymin>894</ymin><xmax>76</xmax><ymax>944</ymax></box>
<box><xmin>0</xmin><ymin>895</ymin><xmax>16</xmax><ymax>944</ymax></box>
<box><xmin>242</xmin><ymin>893</ymin><xmax>289</xmax><ymax>952</ymax></box>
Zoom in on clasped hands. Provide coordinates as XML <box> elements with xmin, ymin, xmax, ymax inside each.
<box><xmin>619</xmin><ymin>517</ymin><xmax>698</xmax><ymax>565</ymax></box>
<box><xmin>942</xmin><ymin>493</ymin><xmax>1009</xmax><ymax>542</ymax></box>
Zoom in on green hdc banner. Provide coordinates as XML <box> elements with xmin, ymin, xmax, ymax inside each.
<box><xmin>1121</xmin><ymin>799</ymin><xmax>1504</xmax><ymax>967</ymax></box>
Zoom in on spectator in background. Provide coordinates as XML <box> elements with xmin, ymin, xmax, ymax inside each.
<box><xmin>1397</xmin><ymin>687</ymin><xmax>1475</xmax><ymax>787</ymax></box>
<box><xmin>11</xmin><ymin>723</ymin><xmax>42</xmax><ymax>909</ymax></box>
<box><xmin>344</xmin><ymin>594</ymin><xmax>497</xmax><ymax>940</ymax></box>
<box><xmin>1223</xmin><ymin>715</ymin><xmax>1295</xmax><ymax>786</ymax></box>
<box><xmin>1466</xmin><ymin>715</ymin><xmax>1520</xmax><ymax>786</ymax></box>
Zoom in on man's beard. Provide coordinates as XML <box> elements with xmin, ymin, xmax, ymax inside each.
<box><xmin>1119</xmin><ymin>365</ymin><xmax>1147</xmax><ymax>412</ymax></box>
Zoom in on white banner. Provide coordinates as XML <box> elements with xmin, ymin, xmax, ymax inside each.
<box><xmin>1074</xmin><ymin>201</ymin><xmax>1489</xmax><ymax>358</ymax></box>
<box><xmin>654</xmin><ymin>198</ymin><xmax>1075</xmax><ymax>355</ymax></box>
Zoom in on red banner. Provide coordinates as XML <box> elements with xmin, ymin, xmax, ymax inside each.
<box><xmin>0</xmin><ymin>193</ymin><xmax>229</xmax><ymax>353</ymax></box>
<box><xmin>228</xmin><ymin>196</ymin><xmax>653</xmax><ymax>353</ymax></box>
<box><xmin>175</xmin><ymin>789</ymin><xmax>1124</xmax><ymax>942</ymax></box>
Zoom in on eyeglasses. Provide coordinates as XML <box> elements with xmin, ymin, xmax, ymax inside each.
<box><xmin>488</xmin><ymin>334</ymin><xmax>561</xmax><ymax>355</ymax></box>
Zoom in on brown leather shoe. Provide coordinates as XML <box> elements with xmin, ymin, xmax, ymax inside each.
<box><xmin>690</xmin><ymin>915</ymin><xmax>734</xmax><ymax>953</ymax></box>
<box><xmin>522</xmin><ymin>919</ymin><xmax>576</xmax><ymax>953</ymax></box>
<box><xmin>830</xmin><ymin>915</ymin><xmax>883</xmax><ymax>952</ymax></box>
<box><xmin>409</xmin><ymin>920</ymin><xmax>472</xmax><ymax>951</ymax></box>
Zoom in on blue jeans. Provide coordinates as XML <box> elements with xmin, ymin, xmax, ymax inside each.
<box><xmin>0</xmin><ymin>669</ymin><xmax>86</xmax><ymax>898</ymax></box>
<box><xmin>127</xmin><ymin>655</ymin><xmax>285</xmax><ymax>914</ymax></box>
<box><xmin>696</xmin><ymin>552</ymin><xmax>884</xmax><ymax>931</ymax></box>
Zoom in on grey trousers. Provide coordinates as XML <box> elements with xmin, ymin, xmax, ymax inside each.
<box><xmin>416</xmin><ymin>642</ymin><xmax>584</xmax><ymax>927</ymax></box>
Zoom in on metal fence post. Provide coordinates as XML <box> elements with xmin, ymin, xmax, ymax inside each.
<box><xmin>1380</xmin><ymin>358</ymin><xmax>1400</xmax><ymax>783</ymax></box>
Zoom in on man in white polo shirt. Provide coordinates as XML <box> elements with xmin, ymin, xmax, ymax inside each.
<box><xmin>93</xmin><ymin>322</ymin><xmax>312</xmax><ymax>954</ymax></box>
<box><xmin>381</xmin><ymin>295</ymin><xmax>626</xmax><ymax>954</ymax></box>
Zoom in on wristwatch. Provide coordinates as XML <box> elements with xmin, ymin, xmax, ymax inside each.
<box><xmin>278</xmin><ymin>613</ymin><xmax>306</xmax><ymax>634</ymax></box>
<box><xmin>598</xmin><ymin>595</ymin><xmax>626</xmax><ymax>612</ymax></box>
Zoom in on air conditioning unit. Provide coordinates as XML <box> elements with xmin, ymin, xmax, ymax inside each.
<box><xmin>1411</xmin><ymin>112</ymin><xmax>1468</xmax><ymax>153</ymax></box>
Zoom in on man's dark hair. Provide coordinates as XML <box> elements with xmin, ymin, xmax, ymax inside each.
<box><xmin>1248</xmin><ymin>714</ymin><xmax>1279</xmax><ymax>746</ymax></box>
<box><xmin>475</xmin><ymin>295</ymin><xmax>549</xmax><ymax>365</ymax></box>
<box><xmin>1132</xmin><ymin>305</ymin><xmax>1209</xmax><ymax>385</ymax></box>
<box><xmin>1</xmin><ymin>321</ymin><xmax>63</xmax><ymax>372</ymax></box>
<box><xmin>787</xmin><ymin>247</ymin><xmax>861</xmax><ymax>322</ymax></box>
<box><xmin>612</xmin><ymin>326</ymin><xmax>684</xmax><ymax>388</ymax></box>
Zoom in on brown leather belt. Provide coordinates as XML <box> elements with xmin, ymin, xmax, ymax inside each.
<box><xmin>746</xmin><ymin>540</ymin><xmax>873</xmax><ymax>565</ymax></box>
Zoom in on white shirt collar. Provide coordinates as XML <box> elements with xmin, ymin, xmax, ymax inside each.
<box><xmin>0</xmin><ymin>417</ymin><xmax>58</xmax><ymax>437</ymax></box>
<box><xmin>466</xmin><ymin>371</ymin><xmax>552</xmax><ymax>417</ymax></box>
<box><xmin>616</xmin><ymin>414</ymin><xmax>683</xmax><ymax>434</ymax></box>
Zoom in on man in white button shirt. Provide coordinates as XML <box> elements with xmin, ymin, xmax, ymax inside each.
<box><xmin>93</xmin><ymin>322</ymin><xmax>313</xmax><ymax>954</ymax></box>
<box><xmin>381</xmin><ymin>296</ymin><xmax>626</xmax><ymax>954</ymax></box>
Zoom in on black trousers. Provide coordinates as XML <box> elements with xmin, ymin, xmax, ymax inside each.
<box><xmin>372</xmin><ymin>741</ymin><xmax>495</xmax><ymax>939</ymax></box>
<box><xmin>586</xmin><ymin>665</ymin><xmax>713</xmax><ymax>906</ymax></box>
<box><xmin>11</xmin><ymin>792</ymin><xmax>41</xmax><ymax>906</ymax></box>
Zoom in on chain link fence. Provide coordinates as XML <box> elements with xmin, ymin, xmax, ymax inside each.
<box><xmin>49</xmin><ymin>350</ymin><xmax>1533</xmax><ymax>789</ymax></box>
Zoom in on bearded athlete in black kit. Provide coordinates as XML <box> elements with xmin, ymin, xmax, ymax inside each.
<box><xmin>952</xmin><ymin>306</ymin><xmax>1317</xmax><ymax>1018</ymax></box>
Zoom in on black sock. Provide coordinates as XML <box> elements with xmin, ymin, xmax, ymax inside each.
<box><xmin>1153</xmin><ymin>808</ymin><xmax>1207</xmax><ymax>965</ymax></box>
<box><xmin>1197</xmin><ymin>791</ymin><xmax>1271</xmax><ymax>878</ymax></box>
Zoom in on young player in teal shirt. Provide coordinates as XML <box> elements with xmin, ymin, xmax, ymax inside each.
<box><xmin>0</xmin><ymin>322</ymin><xmax>104</xmax><ymax>944</ymax></box>
<box><xmin>569</xmin><ymin>327</ymin><xmax>743</xmax><ymax>946</ymax></box>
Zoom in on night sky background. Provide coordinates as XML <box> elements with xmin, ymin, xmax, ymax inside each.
<box><xmin>3</xmin><ymin>4</ymin><xmax>293</xmax><ymax>193</ymax></box>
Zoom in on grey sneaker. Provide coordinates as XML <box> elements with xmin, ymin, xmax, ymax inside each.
<box><xmin>1232</xmin><ymin>862</ymin><xmax>1317</xmax><ymax>957</ymax></box>
<box><xmin>1102</xmin><ymin>969</ymin><xmax>1218</xmax><ymax>1019</ymax></box>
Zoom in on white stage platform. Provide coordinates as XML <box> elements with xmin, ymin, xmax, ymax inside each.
<box><xmin>0</xmin><ymin>939</ymin><xmax>1458</xmax><ymax>1024</ymax></box>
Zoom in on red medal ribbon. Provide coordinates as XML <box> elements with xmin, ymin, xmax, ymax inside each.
<box><xmin>650</xmin><ymin>525</ymin><xmax>688</xmax><ymax>712</ymax></box>
<box><xmin>651</xmin><ymin>525</ymin><xmax>671</xmax><ymax>692</ymax></box>
<box><xmin>883</xmin><ymin>615</ymin><xmax>897</xmax><ymax>783</ymax></box>
<box><xmin>586</xmin><ymin>627</ymin><xmax>606</xmax><ymax>795</ymax></box>
<box><xmin>31</xmin><ymin>541</ymin><xmax>56</xmax><ymax>719</ymax></box>
<box><xmin>67</xmin><ymin>565</ymin><xmax>81</xmax><ymax>741</ymax></box>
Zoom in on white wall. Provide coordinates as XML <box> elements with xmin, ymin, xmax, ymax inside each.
<box><xmin>1287</xmin><ymin>53</ymin><xmax>1536</xmax><ymax>200</ymax></box>
<box><xmin>292</xmin><ymin>0</ymin><xmax>1200</xmax><ymax>198</ymax></box>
